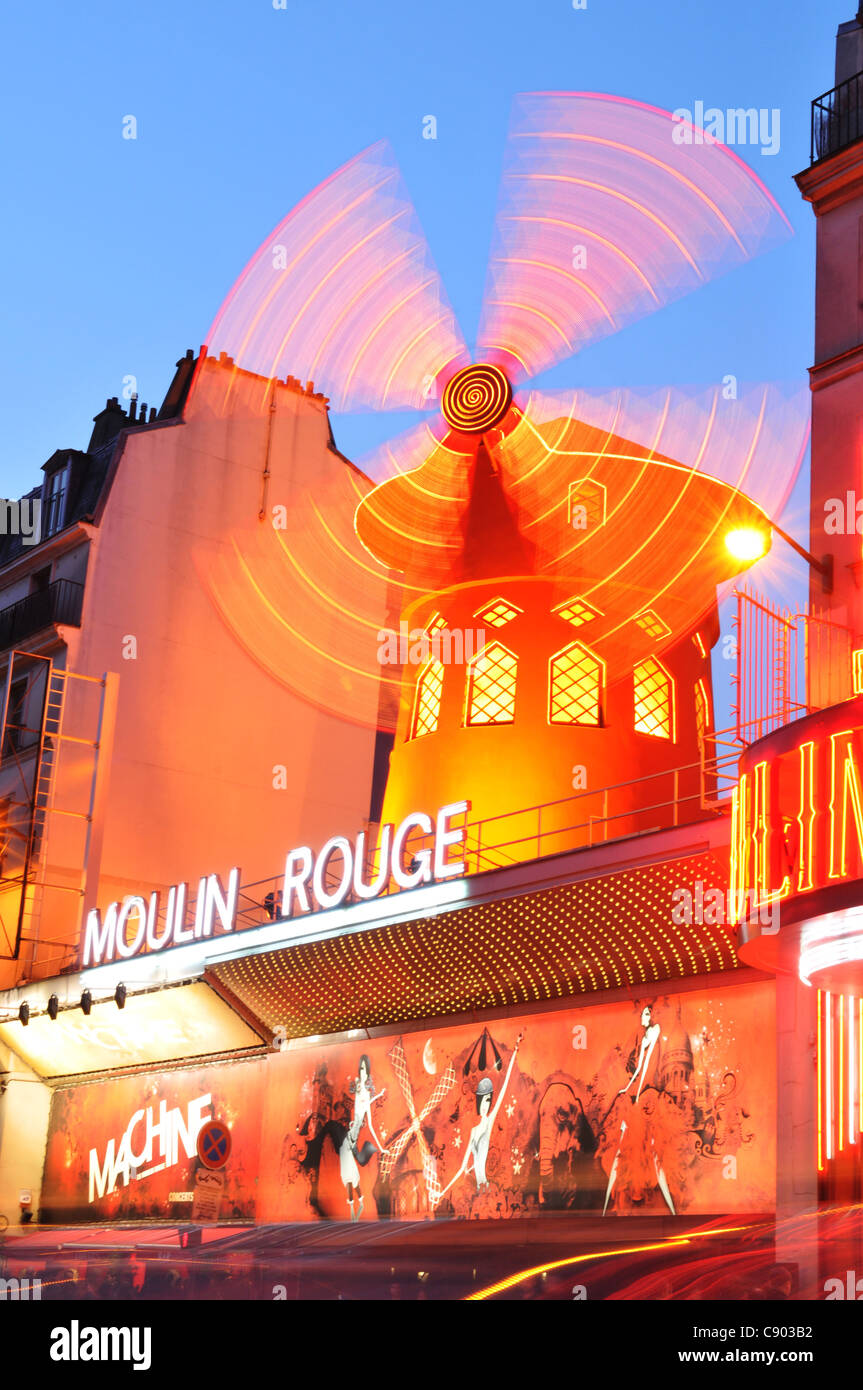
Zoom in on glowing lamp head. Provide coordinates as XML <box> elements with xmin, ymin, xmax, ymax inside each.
<box><xmin>725</xmin><ymin>526</ymin><xmax>769</xmax><ymax>564</ymax></box>
<box><xmin>441</xmin><ymin>363</ymin><xmax>512</xmax><ymax>434</ymax></box>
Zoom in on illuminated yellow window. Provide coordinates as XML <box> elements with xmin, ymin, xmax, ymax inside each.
<box><xmin>554</xmin><ymin>595</ymin><xmax>601</xmax><ymax>628</ymax></box>
<box><xmin>568</xmin><ymin>478</ymin><xmax>606</xmax><ymax>533</ymax></box>
<box><xmin>634</xmin><ymin>608</ymin><xmax>670</xmax><ymax>640</ymax></box>
<box><xmin>465</xmin><ymin>643</ymin><xmax>517</xmax><ymax>726</ymax></box>
<box><xmin>633</xmin><ymin>657</ymin><xmax>674</xmax><ymax>739</ymax></box>
<box><xmin>694</xmin><ymin>679</ymin><xmax>709</xmax><ymax>745</ymax></box>
<box><xmin>411</xmin><ymin>658</ymin><xmax>445</xmax><ymax>738</ymax></box>
<box><xmin>474</xmin><ymin>597</ymin><xmax>522</xmax><ymax>628</ymax></box>
<box><xmin>549</xmin><ymin>642</ymin><xmax>603</xmax><ymax>725</ymax></box>
<box><xmin>854</xmin><ymin>649</ymin><xmax>863</xmax><ymax>695</ymax></box>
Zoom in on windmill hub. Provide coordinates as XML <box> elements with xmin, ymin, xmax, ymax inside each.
<box><xmin>441</xmin><ymin>363</ymin><xmax>512</xmax><ymax>434</ymax></box>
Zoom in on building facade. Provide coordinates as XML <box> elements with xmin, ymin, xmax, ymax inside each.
<box><xmin>1</xmin><ymin>15</ymin><xmax>863</xmax><ymax>1279</ymax></box>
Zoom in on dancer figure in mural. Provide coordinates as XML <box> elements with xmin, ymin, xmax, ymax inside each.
<box><xmin>338</xmin><ymin>1054</ymin><xmax>388</xmax><ymax>1222</ymax></box>
<box><xmin>433</xmin><ymin>1034</ymin><xmax>522</xmax><ymax>1207</ymax></box>
<box><xmin>602</xmin><ymin>1005</ymin><xmax>679</xmax><ymax>1216</ymax></box>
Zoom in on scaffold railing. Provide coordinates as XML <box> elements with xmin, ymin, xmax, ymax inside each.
<box><xmin>226</xmin><ymin>757</ymin><xmax>713</xmax><ymax>938</ymax></box>
<box><xmin>731</xmin><ymin>588</ymin><xmax>855</xmax><ymax>747</ymax></box>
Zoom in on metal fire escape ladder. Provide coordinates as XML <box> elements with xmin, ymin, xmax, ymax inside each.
<box><xmin>0</xmin><ymin>651</ymin><xmax>118</xmax><ymax>979</ymax></box>
<box><xmin>15</xmin><ymin>667</ymin><xmax>68</xmax><ymax>963</ymax></box>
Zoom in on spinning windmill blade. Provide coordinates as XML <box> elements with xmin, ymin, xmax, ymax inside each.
<box><xmin>478</xmin><ymin>92</ymin><xmax>791</xmax><ymax>379</ymax></box>
<box><xmin>204</xmin><ymin>140</ymin><xmax>467</xmax><ymax>414</ymax></box>
<box><xmin>195</xmin><ymin>95</ymin><xmax>806</xmax><ymax>729</ymax></box>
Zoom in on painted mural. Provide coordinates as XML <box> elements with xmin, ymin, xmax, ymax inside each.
<box><xmin>41</xmin><ymin>981</ymin><xmax>775</xmax><ymax>1223</ymax></box>
<box><xmin>40</xmin><ymin>1061</ymin><xmax>267</xmax><ymax>1224</ymax></box>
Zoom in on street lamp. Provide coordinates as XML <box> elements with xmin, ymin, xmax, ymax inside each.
<box><xmin>725</xmin><ymin>523</ymin><xmax>833</xmax><ymax>592</ymax></box>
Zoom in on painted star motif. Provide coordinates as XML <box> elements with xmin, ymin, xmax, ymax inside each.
<box><xmin>453</xmin><ymin>1131</ymin><xmax>462</xmax><ymax>1150</ymax></box>
<box><xmin>505</xmin><ymin>1101</ymin><xmax>516</xmax><ymax>1118</ymax></box>
<box><xmin>513</xmin><ymin>1157</ymin><xmax>523</xmax><ymax>1175</ymax></box>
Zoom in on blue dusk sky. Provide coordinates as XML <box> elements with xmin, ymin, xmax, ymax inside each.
<box><xmin>1</xmin><ymin>0</ymin><xmax>850</xmax><ymax>642</ymax></box>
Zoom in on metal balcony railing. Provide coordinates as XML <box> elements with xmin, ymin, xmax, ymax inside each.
<box><xmin>812</xmin><ymin>70</ymin><xmax>863</xmax><ymax>163</ymax></box>
<box><xmin>0</xmin><ymin>580</ymin><xmax>84</xmax><ymax>651</ymax></box>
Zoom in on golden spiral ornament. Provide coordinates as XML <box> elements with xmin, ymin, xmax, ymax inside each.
<box><xmin>440</xmin><ymin>363</ymin><xmax>512</xmax><ymax>434</ymax></box>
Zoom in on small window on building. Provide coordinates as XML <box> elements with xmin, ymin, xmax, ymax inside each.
<box><xmin>694</xmin><ymin>679</ymin><xmax>709</xmax><ymax>746</ymax></box>
<box><xmin>44</xmin><ymin>465</ymin><xmax>69</xmax><ymax>537</ymax></box>
<box><xmin>465</xmin><ymin>642</ymin><xmax>518</xmax><ymax>726</ymax></box>
<box><xmin>473</xmin><ymin>597</ymin><xmax>522</xmax><ymax>628</ymax></box>
<box><xmin>553</xmin><ymin>595</ymin><xmax>601</xmax><ymax>628</ymax></box>
<box><xmin>633</xmin><ymin>657</ymin><xmax>674</xmax><ymax>739</ymax></box>
<box><xmin>411</xmin><ymin>658</ymin><xmax>445</xmax><ymax>739</ymax></box>
<box><xmin>568</xmin><ymin>479</ymin><xmax>606</xmax><ymax>535</ymax></box>
<box><xmin>634</xmin><ymin>608</ymin><xmax>670</xmax><ymax>641</ymax></box>
<box><xmin>4</xmin><ymin>678</ymin><xmax>31</xmax><ymax>754</ymax></box>
<box><xmin>549</xmin><ymin>642</ymin><xmax>603</xmax><ymax>725</ymax></box>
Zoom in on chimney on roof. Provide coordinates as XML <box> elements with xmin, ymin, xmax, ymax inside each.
<box><xmin>128</xmin><ymin>393</ymin><xmax>138</xmax><ymax>423</ymax></box>
<box><xmin>158</xmin><ymin>348</ymin><xmax>199</xmax><ymax>421</ymax></box>
<box><xmin>836</xmin><ymin>10</ymin><xmax>863</xmax><ymax>85</ymax></box>
<box><xmin>87</xmin><ymin>395</ymin><xmax>128</xmax><ymax>452</ymax></box>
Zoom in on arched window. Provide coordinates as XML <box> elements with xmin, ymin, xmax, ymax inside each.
<box><xmin>694</xmin><ymin>679</ymin><xmax>709</xmax><ymax>746</ymax></box>
<box><xmin>568</xmin><ymin>478</ymin><xmax>607</xmax><ymax>534</ymax></box>
<box><xmin>633</xmin><ymin>657</ymin><xmax>674</xmax><ymax>739</ymax></box>
<box><xmin>410</xmin><ymin>658</ymin><xmax>445</xmax><ymax>739</ymax></box>
<box><xmin>465</xmin><ymin>642</ymin><xmax>518</xmax><ymax>726</ymax></box>
<box><xmin>549</xmin><ymin>642</ymin><xmax>603</xmax><ymax>725</ymax></box>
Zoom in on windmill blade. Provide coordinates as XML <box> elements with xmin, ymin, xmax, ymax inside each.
<box><xmin>204</xmin><ymin>141</ymin><xmax>468</xmax><ymax>413</ymax></box>
<box><xmin>354</xmin><ymin>418</ymin><xmax>479</xmax><ymax>585</ymax></box>
<box><xmin>486</xmin><ymin>381</ymin><xmax>809</xmax><ymax>684</ymax></box>
<box><xmin>195</xmin><ymin>438</ymin><xmax>406</xmax><ymax>732</ymax></box>
<box><xmin>194</xmin><ymin>409</ymin><xmax>480</xmax><ymax>733</ymax></box>
<box><xmin>478</xmin><ymin>93</ymin><xmax>792</xmax><ymax>381</ymax></box>
<box><xmin>497</xmin><ymin>381</ymin><xmax>809</xmax><ymax>526</ymax></box>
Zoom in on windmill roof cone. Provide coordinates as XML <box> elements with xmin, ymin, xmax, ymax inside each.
<box><xmin>458</xmin><ymin>440</ymin><xmax>534</xmax><ymax>583</ymax></box>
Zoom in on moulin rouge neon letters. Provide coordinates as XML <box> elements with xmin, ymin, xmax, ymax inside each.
<box><xmin>730</xmin><ymin>720</ymin><xmax>863</xmax><ymax>918</ymax></box>
<box><xmin>82</xmin><ymin>801</ymin><xmax>470</xmax><ymax>967</ymax></box>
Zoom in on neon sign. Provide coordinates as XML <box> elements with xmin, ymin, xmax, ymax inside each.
<box><xmin>730</xmin><ymin>711</ymin><xmax>863</xmax><ymax>923</ymax></box>
<box><xmin>82</xmin><ymin>801</ymin><xmax>470</xmax><ymax>968</ymax></box>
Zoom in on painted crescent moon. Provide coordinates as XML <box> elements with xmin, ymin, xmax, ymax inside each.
<box><xmin>422</xmin><ymin>1038</ymin><xmax>437</xmax><ymax>1075</ymax></box>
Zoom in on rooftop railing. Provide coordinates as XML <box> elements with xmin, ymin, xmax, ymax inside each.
<box><xmin>812</xmin><ymin>70</ymin><xmax>863</xmax><ymax>163</ymax></box>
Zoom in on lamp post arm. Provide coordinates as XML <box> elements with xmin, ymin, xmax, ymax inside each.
<box><xmin>770</xmin><ymin>519</ymin><xmax>833</xmax><ymax>591</ymax></box>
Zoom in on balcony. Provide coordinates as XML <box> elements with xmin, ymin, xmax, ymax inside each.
<box><xmin>811</xmin><ymin>70</ymin><xmax>863</xmax><ymax>163</ymax></box>
<box><xmin>0</xmin><ymin>579</ymin><xmax>84</xmax><ymax>651</ymax></box>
